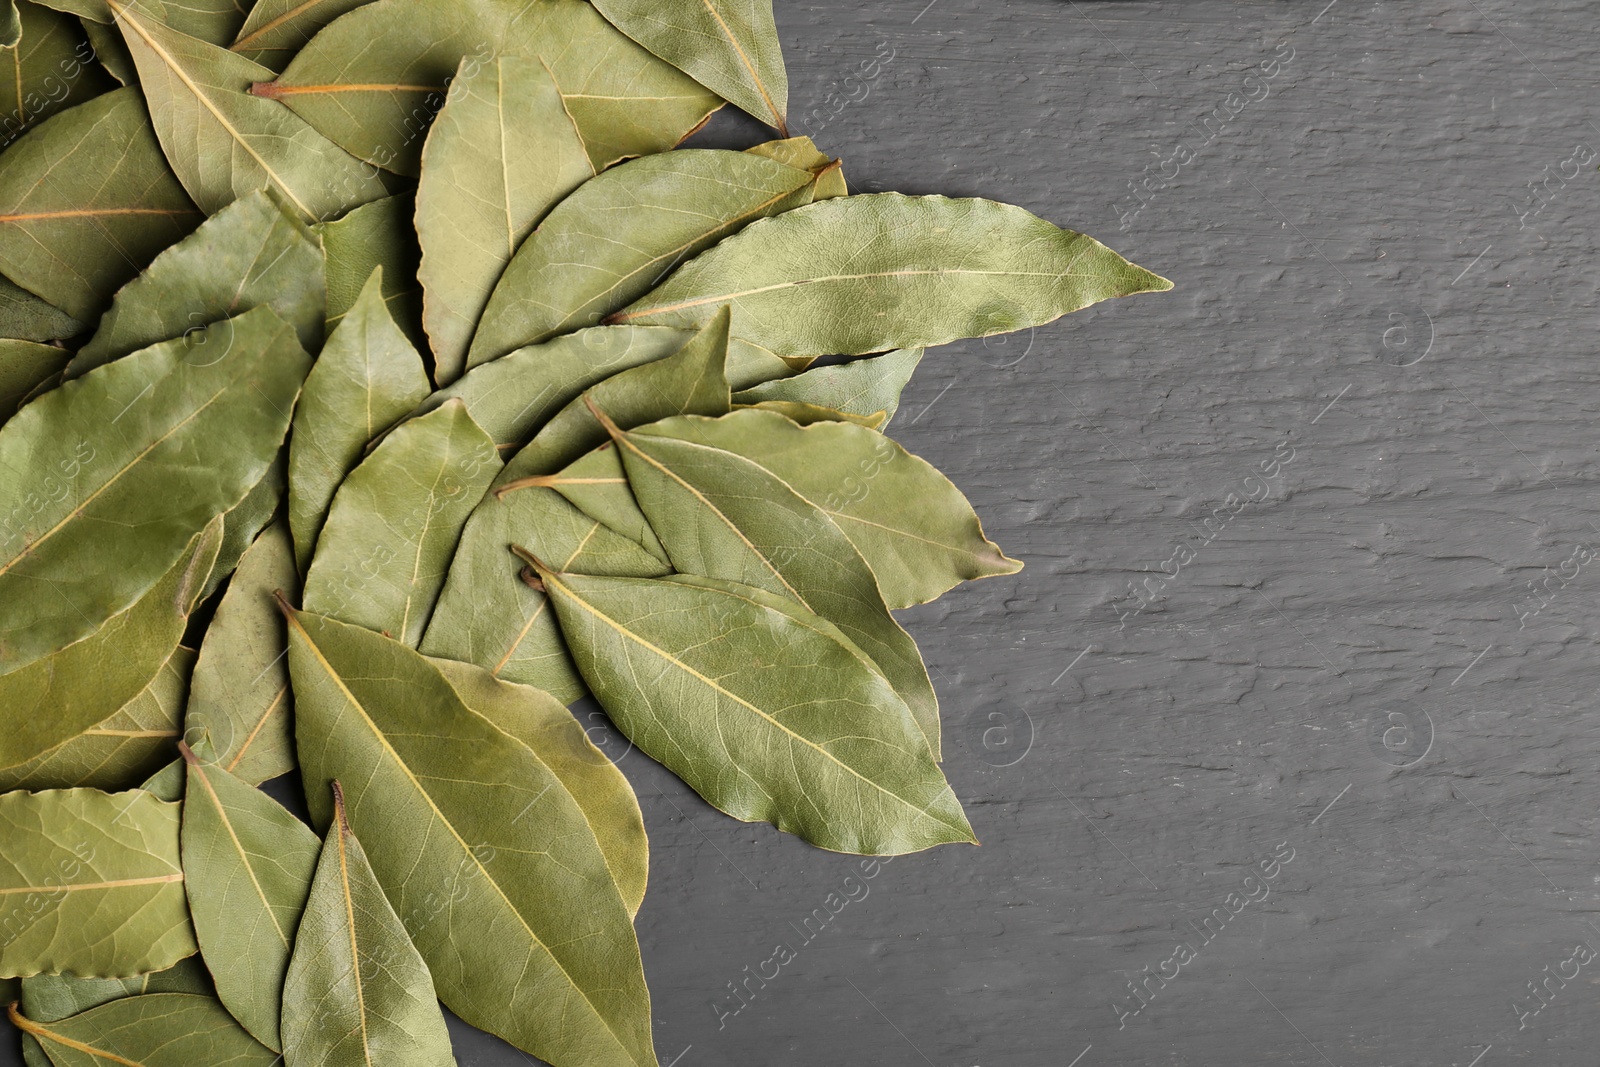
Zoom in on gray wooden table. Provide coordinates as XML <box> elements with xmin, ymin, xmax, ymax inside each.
<box><xmin>12</xmin><ymin>2</ymin><xmax>1600</xmax><ymax>1065</ymax></box>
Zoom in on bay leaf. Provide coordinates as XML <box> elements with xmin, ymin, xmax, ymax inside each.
<box><xmin>610</xmin><ymin>193</ymin><xmax>1175</xmax><ymax>358</ymax></box>
<box><xmin>318</xmin><ymin>192</ymin><xmax>425</xmax><ymax>350</ymax></box>
<box><xmin>0</xmin><ymin>789</ymin><xmax>196</xmax><ymax>979</ymax></box>
<box><xmin>111</xmin><ymin>0</ymin><xmax>389</xmax><ymax>220</ymax></box>
<box><xmin>288</xmin><ymin>267</ymin><xmax>430</xmax><ymax>573</ymax></box>
<box><xmin>186</xmin><ymin>520</ymin><xmax>297</xmax><ymax>785</ymax></box>
<box><xmin>0</xmin><ymin>646</ymin><xmax>190</xmax><ymax>792</ymax></box>
<box><xmin>19</xmin><ymin>956</ymin><xmax>211</xmax><ymax>1022</ymax></box>
<box><xmin>0</xmin><ymin>1</ymin><xmax>111</xmax><ymax>147</ymax></box>
<box><xmin>591</xmin><ymin>0</ymin><xmax>786</xmax><ymax>132</ymax></box>
<box><xmin>49</xmin><ymin>0</ymin><xmax>252</xmax><ymax>42</ymax></box>
<box><xmin>231</xmin><ymin>0</ymin><xmax>375</xmax><ymax>70</ymax></box>
<box><xmin>201</xmin><ymin>447</ymin><xmax>285</xmax><ymax>602</ymax></box>
<box><xmin>180</xmin><ymin>743</ymin><xmax>319</xmax><ymax>1050</ymax></box>
<box><xmin>281</xmin><ymin>782</ymin><xmax>456</xmax><ymax>1067</ymax></box>
<box><xmin>68</xmin><ymin>190</ymin><xmax>322</xmax><ymax>376</ymax></box>
<box><xmin>0</xmin><ymin>0</ymin><xmax>19</xmax><ymax>46</ymax></box>
<box><xmin>0</xmin><ymin>87</ymin><xmax>199</xmax><ymax>323</ymax></box>
<box><xmin>422</xmin><ymin>324</ymin><xmax>789</xmax><ymax>460</ymax></box>
<box><xmin>77</xmin><ymin>14</ymin><xmax>134</xmax><ymax>82</ymax></box>
<box><xmin>284</xmin><ymin>606</ymin><xmax>658</xmax><ymax>1067</ymax></box>
<box><xmin>0</xmin><ymin>516</ymin><xmax>222</xmax><ymax>773</ymax></box>
<box><xmin>8</xmin><ymin>993</ymin><xmax>277</xmax><ymax>1065</ymax></box>
<box><xmin>419</xmin><ymin>482</ymin><xmax>667</xmax><ymax>705</ymax></box>
<box><xmin>431</xmin><ymin>656</ymin><xmax>647</xmax><ymax>916</ymax></box>
<box><xmin>600</xmin><ymin>414</ymin><xmax>942</xmax><ymax>757</ymax></box>
<box><xmin>467</xmin><ymin>148</ymin><xmax>830</xmax><ymax>365</ymax></box>
<box><xmin>0</xmin><ymin>305</ymin><xmax>309</xmax><ymax>674</ymax></box>
<box><xmin>733</xmin><ymin>348</ymin><xmax>921</xmax><ymax>425</ymax></box>
<box><xmin>0</xmin><ymin>274</ymin><xmax>82</xmax><ymax>341</ymax></box>
<box><xmin>520</xmin><ymin>446</ymin><xmax>667</xmax><ymax>565</ymax></box>
<box><xmin>743</xmin><ymin>134</ymin><xmax>845</xmax><ymax>198</ymax></box>
<box><xmin>534</xmin><ymin>565</ymin><xmax>975</xmax><ymax>854</ymax></box>
<box><xmin>256</xmin><ymin>0</ymin><xmax>720</xmax><ymax>176</ymax></box>
<box><xmin>738</xmin><ymin>399</ymin><xmax>885</xmax><ymax>428</ymax></box>
<box><xmin>641</xmin><ymin>409</ymin><xmax>1021</xmax><ymax>608</ymax></box>
<box><xmin>0</xmin><ymin>339</ymin><xmax>69</xmax><ymax>420</ymax></box>
<box><xmin>136</xmin><ymin>757</ymin><xmax>183</xmax><ymax>802</ymax></box>
<box><xmin>499</xmin><ymin>306</ymin><xmax>731</xmax><ymax>482</ymax></box>
<box><xmin>303</xmin><ymin>398</ymin><xmax>500</xmax><ymax>646</ymax></box>
<box><xmin>417</xmin><ymin>55</ymin><xmax>593</xmax><ymax>385</ymax></box>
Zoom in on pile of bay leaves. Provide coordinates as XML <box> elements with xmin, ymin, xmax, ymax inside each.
<box><xmin>0</xmin><ymin>0</ymin><xmax>1170</xmax><ymax>1064</ymax></box>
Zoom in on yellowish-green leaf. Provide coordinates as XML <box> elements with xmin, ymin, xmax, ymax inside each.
<box><xmin>743</xmin><ymin>135</ymin><xmax>844</xmax><ymax>198</ymax></box>
<box><xmin>733</xmin><ymin>348</ymin><xmax>920</xmax><ymax>425</ymax></box>
<box><xmin>317</xmin><ymin>192</ymin><xmax>425</xmax><ymax>348</ymax></box>
<box><xmin>9</xmin><ymin>993</ymin><xmax>277</xmax><ymax>1065</ymax></box>
<box><xmin>0</xmin><ymin>339</ymin><xmax>69</xmax><ymax>421</ymax></box>
<box><xmin>230</xmin><ymin>0</ymin><xmax>376</xmax><ymax>70</ymax></box>
<box><xmin>0</xmin><ymin>1</ymin><xmax>113</xmax><ymax>145</ymax></box>
<box><xmin>0</xmin><ymin>789</ymin><xmax>196</xmax><ymax>979</ymax></box>
<box><xmin>417</xmin><ymin>55</ymin><xmax>593</xmax><ymax>384</ymax></box>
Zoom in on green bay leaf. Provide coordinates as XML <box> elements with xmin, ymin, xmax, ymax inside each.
<box><xmin>733</xmin><ymin>348</ymin><xmax>921</xmax><ymax>426</ymax></box>
<box><xmin>611</xmin><ymin>193</ymin><xmax>1174</xmax><ymax>358</ymax></box>
<box><xmin>202</xmin><ymin>448</ymin><xmax>286</xmax><ymax>602</ymax></box>
<box><xmin>467</xmin><ymin>148</ymin><xmax>829</xmax><ymax>366</ymax></box>
<box><xmin>48</xmin><ymin>0</ymin><xmax>252</xmax><ymax>41</ymax></box>
<box><xmin>0</xmin><ymin>305</ymin><xmax>309</xmax><ymax>673</ymax></box>
<box><xmin>303</xmin><ymin>398</ymin><xmax>500</xmax><ymax>646</ymax></box>
<box><xmin>317</xmin><ymin>192</ymin><xmax>425</xmax><ymax>349</ymax></box>
<box><xmin>0</xmin><ymin>516</ymin><xmax>222</xmax><ymax>773</ymax></box>
<box><xmin>281</xmin><ymin>783</ymin><xmax>456</xmax><ymax>1067</ymax></box>
<box><xmin>180</xmin><ymin>746</ymin><xmax>319</xmax><ymax>1050</ymax></box>
<box><xmin>0</xmin><ymin>1</ymin><xmax>112</xmax><ymax>144</ymax></box>
<box><xmin>0</xmin><ymin>339</ymin><xmax>70</xmax><ymax>421</ymax></box>
<box><xmin>230</xmin><ymin>0</ymin><xmax>376</xmax><ymax>70</ymax></box>
<box><xmin>68</xmin><ymin>190</ymin><xmax>323</xmax><ymax>376</ymax></box>
<box><xmin>9</xmin><ymin>992</ymin><xmax>276</xmax><ymax>1066</ymax></box>
<box><xmin>257</xmin><ymin>0</ymin><xmax>720</xmax><ymax>176</ymax></box>
<box><xmin>285</xmin><ymin>607</ymin><xmax>658</xmax><ymax>1067</ymax></box>
<box><xmin>591</xmin><ymin>0</ymin><xmax>786</xmax><ymax>132</ymax></box>
<box><xmin>0</xmin><ymin>87</ymin><xmax>199</xmax><ymax>323</ymax></box>
<box><xmin>0</xmin><ymin>789</ymin><xmax>196</xmax><ymax>979</ymax></box>
<box><xmin>743</xmin><ymin>135</ymin><xmax>844</xmax><ymax>198</ymax></box>
<box><xmin>288</xmin><ymin>267</ymin><xmax>430</xmax><ymax>573</ymax></box>
<box><xmin>535</xmin><ymin>566</ymin><xmax>974</xmax><ymax>854</ymax></box>
<box><xmin>417</xmin><ymin>55</ymin><xmax>593</xmax><ymax>384</ymax></box>
<box><xmin>111</xmin><ymin>0</ymin><xmax>389</xmax><ymax>220</ymax></box>
<box><xmin>186</xmin><ymin>520</ymin><xmax>297</xmax><ymax>785</ymax></box>
<box><xmin>523</xmin><ymin>446</ymin><xmax>666</xmax><ymax>565</ymax></box>
<box><xmin>0</xmin><ymin>274</ymin><xmax>82</xmax><ymax>341</ymax></box>
<box><xmin>0</xmin><ymin>646</ymin><xmax>190</xmax><ymax>792</ymax></box>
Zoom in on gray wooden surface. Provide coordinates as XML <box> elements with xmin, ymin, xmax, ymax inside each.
<box><xmin>13</xmin><ymin>2</ymin><xmax>1600</xmax><ymax>1065</ymax></box>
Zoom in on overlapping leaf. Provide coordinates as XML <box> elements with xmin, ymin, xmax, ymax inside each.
<box><xmin>317</xmin><ymin>191</ymin><xmax>425</xmax><ymax>347</ymax></box>
<box><xmin>0</xmin><ymin>788</ymin><xmax>196</xmax><ymax>979</ymax></box>
<box><xmin>467</xmin><ymin>148</ymin><xmax>832</xmax><ymax>366</ymax></box>
<box><xmin>0</xmin><ymin>339</ymin><xmax>69</xmax><ymax>420</ymax></box>
<box><xmin>733</xmin><ymin>348</ymin><xmax>921</xmax><ymax>425</ymax></box>
<box><xmin>186</xmin><ymin>520</ymin><xmax>298</xmax><ymax>785</ymax></box>
<box><xmin>9</xmin><ymin>992</ymin><xmax>277</xmax><ymax>1065</ymax></box>
<box><xmin>281</xmin><ymin>782</ymin><xmax>456</xmax><ymax>1067</ymax></box>
<box><xmin>180</xmin><ymin>746</ymin><xmax>320</xmax><ymax>1050</ymax></box>
<box><xmin>535</xmin><ymin>566</ymin><xmax>975</xmax><ymax>854</ymax></box>
<box><xmin>51</xmin><ymin>0</ymin><xmax>254</xmax><ymax>43</ymax></box>
<box><xmin>0</xmin><ymin>273</ymin><xmax>82</xmax><ymax>340</ymax></box>
<box><xmin>591</xmin><ymin>0</ymin><xmax>787</xmax><ymax>132</ymax></box>
<box><xmin>611</xmin><ymin>193</ymin><xmax>1174</xmax><ymax>358</ymax></box>
<box><xmin>231</xmin><ymin>0</ymin><xmax>378</xmax><ymax>70</ymax></box>
<box><xmin>15</xmin><ymin>956</ymin><xmax>210</xmax><ymax>1066</ymax></box>
<box><xmin>0</xmin><ymin>305</ymin><xmax>308</xmax><ymax>673</ymax></box>
<box><xmin>416</xmin><ymin>54</ymin><xmax>593</xmax><ymax>383</ymax></box>
<box><xmin>0</xmin><ymin>1</ymin><xmax>112</xmax><ymax>146</ymax></box>
<box><xmin>259</xmin><ymin>0</ymin><xmax>720</xmax><ymax>176</ymax></box>
<box><xmin>111</xmin><ymin>0</ymin><xmax>389</xmax><ymax>220</ymax></box>
<box><xmin>285</xmin><ymin>607</ymin><xmax>658</xmax><ymax>1067</ymax></box>
<box><xmin>0</xmin><ymin>87</ymin><xmax>199</xmax><ymax>323</ymax></box>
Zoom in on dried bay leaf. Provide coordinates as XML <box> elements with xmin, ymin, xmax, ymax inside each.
<box><xmin>0</xmin><ymin>1</ymin><xmax>112</xmax><ymax>145</ymax></box>
<box><xmin>257</xmin><ymin>0</ymin><xmax>720</xmax><ymax>176</ymax></box>
<box><xmin>733</xmin><ymin>348</ymin><xmax>922</xmax><ymax>426</ymax></box>
<box><xmin>533</xmin><ymin>565</ymin><xmax>975</xmax><ymax>854</ymax></box>
<box><xmin>77</xmin><ymin>14</ymin><xmax>134</xmax><ymax>82</ymax></box>
<box><xmin>467</xmin><ymin>148</ymin><xmax>831</xmax><ymax>366</ymax></box>
<box><xmin>431</xmin><ymin>656</ymin><xmax>648</xmax><ymax>916</ymax></box>
<box><xmin>49</xmin><ymin>0</ymin><xmax>252</xmax><ymax>43</ymax></box>
<box><xmin>231</xmin><ymin>0</ymin><xmax>376</xmax><ymax>70</ymax></box>
<box><xmin>0</xmin><ymin>516</ymin><xmax>222</xmax><ymax>773</ymax></box>
<box><xmin>202</xmin><ymin>449</ymin><xmax>285</xmax><ymax>602</ymax></box>
<box><xmin>0</xmin><ymin>274</ymin><xmax>83</xmax><ymax>341</ymax></box>
<box><xmin>0</xmin><ymin>306</ymin><xmax>309</xmax><ymax>674</ymax></box>
<box><xmin>288</xmin><ymin>268</ymin><xmax>430</xmax><ymax>573</ymax></box>
<box><xmin>416</xmin><ymin>55</ymin><xmax>593</xmax><ymax>384</ymax></box>
<box><xmin>111</xmin><ymin>0</ymin><xmax>390</xmax><ymax>220</ymax></box>
<box><xmin>69</xmin><ymin>190</ymin><xmax>323</xmax><ymax>376</ymax></box>
<box><xmin>280</xmin><ymin>783</ymin><xmax>456</xmax><ymax>1067</ymax></box>
<box><xmin>284</xmin><ymin>607</ymin><xmax>659</xmax><ymax>1067</ymax></box>
<box><xmin>611</xmin><ymin>193</ymin><xmax>1174</xmax><ymax>359</ymax></box>
<box><xmin>303</xmin><ymin>398</ymin><xmax>499</xmax><ymax>646</ymax></box>
<box><xmin>599</xmin><ymin>415</ymin><xmax>942</xmax><ymax>758</ymax></box>
<box><xmin>420</xmin><ymin>483</ymin><xmax>667</xmax><ymax>705</ymax></box>
<box><xmin>737</xmin><ymin>399</ymin><xmax>884</xmax><ymax>428</ymax></box>
<box><xmin>501</xmin><ymin>307</ymin><xmax>732</xmax><ymax>481</ymax></box>
<box><xmin>523</xmin><ymin>447</ymin><xmax>667</xmax><ymax>565</ymax></box>
<box><xmin>317</xmin><ymin>192</ymin><xmax>424</xmax><ymax>349</ymax></box>
<box><xmin>0</xmin><ymin>788</ymin><xmax>196</xmax><ymax>979</ymax></box>
<box><xmin>180</xmin><ymin>744</ymin><xmax>319</xmax><ymax>1050</ymax></box>
<box><xmin>0</xmin><ymin>339</ymin><xmax>69</xmax><ymax>420</ymax></box>
<box><xmin>187</xmin><ymin>520</ymin><xmax>297</xmax><ymax>785</ymax></box>
<box><xmin>15</xmin><ymin>955</ymin><xmax>211</xmax><ymax>1067</ymax></box>
<box><xmin>9</xmin><ymin>992</ymin><xmax>277</xmax><ymax>1065</ymax></box>
<box><xmin>0</xmin><ymin>87</ymin><xmax>199</xmax><ymax>323</ymax></box>
<box><xmin>0</xmin><ymin>646</ymin><xmax>190</xmax><ymax>791</ymax></box>
<box><xmin>743</xmin><ymin>135</ymin><xmax>844</xmax><ymax>198</ymax></box>
<box><xmin>591</xmin><ymin>0</ymin><xmax>786</xmax><ymax>132</ymax></box>
<box><xmin>646</xmin><ymin>409</ymin><xmax>1021</xmax><ymax>608</ymax></box>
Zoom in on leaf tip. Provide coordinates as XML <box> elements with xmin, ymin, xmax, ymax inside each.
<box><xmin>581</xmin><ymin>393</ymin><xmax>623</xmax><ymax>440</ymax></box>
<box><xmin>331</xmin><ymin>780</ymin><xmax>351</xmax><ymax>835</ymax></box>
